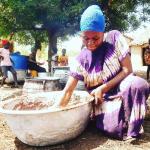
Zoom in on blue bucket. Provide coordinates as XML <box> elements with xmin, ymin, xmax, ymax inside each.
<box><xmin>11</xmin><ymin>54</ymin><xmax>28</xmax><ymax>70</ymax></box>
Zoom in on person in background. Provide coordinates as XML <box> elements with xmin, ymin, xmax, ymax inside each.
<box><xmin>57</xmin><ymin>5</ymin><xmax>149</xmax><ymax>140</ymax></box>
<box><xmin>50</xmin><ymin>54</ymin><xmax>59</xmax><ymax>74</ymax></box>
<box><xmin>144</xmin><ymin>39</ymin><xmax>150</xmax><ymax>80</ymax></box>
<box><xmin>28</xmin><ymin>48</ymin><xmax>46</xmax><ymax>74</ymax></box>
<box><xmin>58</xmin><ymin>48</ymin><xmax>68</xmax><ymax>66</ymax></box>
<box><xmin>0</xmin><ymin>40</ymin><xmax>18</xmax><ymax>88</ymax></box>
<box><xmin>51</xmin><ymin>54</ymin><xmax>59</xmax><ymax>67</ymax></box>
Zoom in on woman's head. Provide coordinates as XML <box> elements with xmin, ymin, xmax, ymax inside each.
<box><xmin>80</xmin><ymin>5</ymin><xmax>105</xmax><ymax>51</ymax></box>
<box><xmin>3</xmin><ymin>42</ymin><xmax>10</xmax><ymax>49</ymax></box>
<box><xmin>1</xmin><ymin>40</ymin><xmax>10</xmax><ymax>49</ymax></box>
<box><xmin>81</xmin><ymin>31</ymin><xmax>104</xmax><ymax>51</ymax></box>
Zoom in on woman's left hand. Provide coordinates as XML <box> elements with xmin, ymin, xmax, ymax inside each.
<box><xmin>90</xmin><ymin>84</ymin><xmax>106</xmax><ymax>105</ymax></box>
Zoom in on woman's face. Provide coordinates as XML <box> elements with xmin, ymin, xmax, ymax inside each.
<box><xmin>81</xmin><ymin>31</ymin><xmax>104</xmax><ymax>51</ymax></box>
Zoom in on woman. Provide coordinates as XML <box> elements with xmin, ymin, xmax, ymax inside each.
<box><xmin>0</xmin><ymin>40</ymin><xmax>18</xmax><ymax>88</ymax></box>
<box><xmin>57</xmin><ymin>5</ymin><xmax>149</xmax><ymax>140</ymax></box>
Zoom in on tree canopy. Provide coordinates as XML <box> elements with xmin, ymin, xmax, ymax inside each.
<box><xmin>0</xmin><ymin>0</ymin><xmax>149</xmax><ymax>35</ymax></box>
<box><xmin>0</xmin><ymin>0</ymin><xmax>149</xmax><ymax>70</ymax></box>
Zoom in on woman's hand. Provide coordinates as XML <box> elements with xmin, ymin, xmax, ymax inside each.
<box><xmin>52</xmin><ymin>91</ymin><xmax>69</xmax><ymax>107</ymax></box>
<box><xmin>90</xmin><ymin>84</ymin><xmax>107</xmax><ymax>105</ymax></box>
<box><xmin>38</xmin><ymin>62</ymin><xmax>45</xmax><ymax>65</ymax></box>
<box><xmin>53</xmin><ymin>76</ymin><xmax>78</xmax><ymax>107</ymax></box>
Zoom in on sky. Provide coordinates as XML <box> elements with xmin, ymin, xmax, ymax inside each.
<box><xmin>58</xmin><ymin>35</ymin><xmax>82</xmax><ymax>56</ymax></box>
<box><xmin>127</xmin><ymin>22</ymin><xmax>150</xmax><ymax>37</ymax></box>
<box><xmin>125</xmin><ymin>22</ymin><xmax>150</xmax><ymax>45</ymax></box>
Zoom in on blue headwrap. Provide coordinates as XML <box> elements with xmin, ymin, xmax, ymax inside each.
<box><xmin>80</xmin><ymin>5</ymin><xmax>105</xmax><ymax>32</ymax></box>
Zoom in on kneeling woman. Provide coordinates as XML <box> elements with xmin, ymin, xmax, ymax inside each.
<box><xmin>57</xmin><ymin>5</ymin><xmax>150</xmax><ymax>140</ymax></box>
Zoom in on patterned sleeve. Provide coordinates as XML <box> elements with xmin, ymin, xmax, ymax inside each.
<box><xmin>114</xmin><ymin>31</ymin><xmax>130</xmax><ymax>61</ymax></box>
<box><xmin>69</xmin><ymin>55</ymin><xmax>84</xmax><ymax>81</ymax></box>
<box><xmin>105</xmin><ymin>30</ymin><xmax>130</xmax><ymax>61</ymax></box>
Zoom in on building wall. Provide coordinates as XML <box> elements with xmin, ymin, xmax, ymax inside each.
<box><xmin>130</xmin><ymin>46</ymin><xmax>143</xmax><ymax>70</ymax></box>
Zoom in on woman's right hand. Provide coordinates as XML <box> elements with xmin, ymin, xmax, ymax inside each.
<box><xmin>58</xmin><ymin>77</ymin><xmax>78</xmax><ymax>107</ymax></box>
<box><xmin>52</xmin><ymin>90</ymin><xmax>72</xmax><ymax>108</ymax></box>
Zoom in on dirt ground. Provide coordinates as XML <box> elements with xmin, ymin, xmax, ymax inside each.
<box><xmin>0</xmin><ymin>114</ymin><xmax>150</xmax><ymax>150</ymax></box>
<box><xmin>0</xmin><ymin>71</ymin><xmax>150</xmax><ymax>150</ymax></box>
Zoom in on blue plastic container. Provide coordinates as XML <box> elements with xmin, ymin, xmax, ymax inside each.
<box><xmin>10</xmin><ymin>54</ymin><xmax>28</xmax><ymax>70</ymax></box>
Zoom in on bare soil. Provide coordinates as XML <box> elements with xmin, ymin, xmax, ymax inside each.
<box><xmin>0</xmin><ymin>72</ymin><xmax>150</xmax><ymax>150</ymax></box>
<box><xmin>0</xmin><ymin>114</ymin><xmax>150</xmax><ymax>150</ymax></box>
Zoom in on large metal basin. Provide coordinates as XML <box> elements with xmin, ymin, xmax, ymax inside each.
<box><xmin>0</xmin><ymin>91</ymin><xmax>93</xmax><ymax>146</ymax></box>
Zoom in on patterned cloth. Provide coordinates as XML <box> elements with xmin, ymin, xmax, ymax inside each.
<box><xmin>70</xmin><ymin>30</ymin><xmax>129</xmax><ymax>89</ymax></box>
<box><xmin>70</xmin><ymin>30</ymin><xmax>150</xmax><ymax>139</ymax></box>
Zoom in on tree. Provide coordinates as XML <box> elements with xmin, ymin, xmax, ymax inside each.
<box><xmin>0</xmin><ymin>0</ymin><xmax>149</xmax><ymax>71</ymax></box>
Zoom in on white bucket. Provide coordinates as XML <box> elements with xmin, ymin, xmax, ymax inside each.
<box><xmin>38</xmin><ymin>72</ymin><xmax>51</xmax><ymax>78</ymax></box>
<box><xmin>6</xmin><ymin>70</ymin><xmax>27</xmax><ymax>83</ymax></box>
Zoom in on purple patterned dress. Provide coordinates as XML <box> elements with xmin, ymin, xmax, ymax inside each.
<box><xmin>70</xmin><ymin>30</ymin><xmax>150</xmax><ymax>139</ymax></box>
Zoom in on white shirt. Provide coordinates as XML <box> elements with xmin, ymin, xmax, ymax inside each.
<box><xmin>0</xmin><ymin>48</ymin><xmax>12</xmax><ymax>66</ymax></box>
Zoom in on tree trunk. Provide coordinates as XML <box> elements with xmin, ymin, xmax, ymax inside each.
<box><xmin>30</xmin><ymin>40</ymin><xmax>41</xmax><ymax>61</ymax></box>
<box><xmin>47</xmin><ymin>30</ymin><xmax>58</xmax><ymax>72</ymax></box>
<box><xmin>34</xmin><ymin>39</ymin><xmax>41</xmax><ymax>50</ymax></box>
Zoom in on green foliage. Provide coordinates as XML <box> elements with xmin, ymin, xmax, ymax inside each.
<box><xmin>0</xmin><ymin>0</ymin><xmax>149</xmax><ymax>71</ymax></box>
<box><xmin>0</xmin><ymin>0</ymin><xmax>149</xmax><ymax>42</ymax></box>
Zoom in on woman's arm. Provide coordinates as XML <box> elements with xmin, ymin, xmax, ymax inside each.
<box><xmin>59</xmin><ymin>76</ymin><xmax>78</xmax><ymax>107</ymax></box>
<box><xmin>28</xmin><ymin>54</ymin><xmax>37</xmax><ymax>63</ymax></box>
<box><xmin>29</xmin><ymin>55</ymin><xmax>44</xmax><ymax>65</ymax></box>
<box><xmin>9</xmin><ymin>32</ymin><xmax>14</xmax><ymax>41</ymax></box>
<box><xmin>103</xmin><ymin>54</ymin><xmax>132</xmax><ymax>92</ymax></box>
<box><xmin>91</xmin><ymin>54</ymin><xmax>132</xmax><ymax>104</ymax></box>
